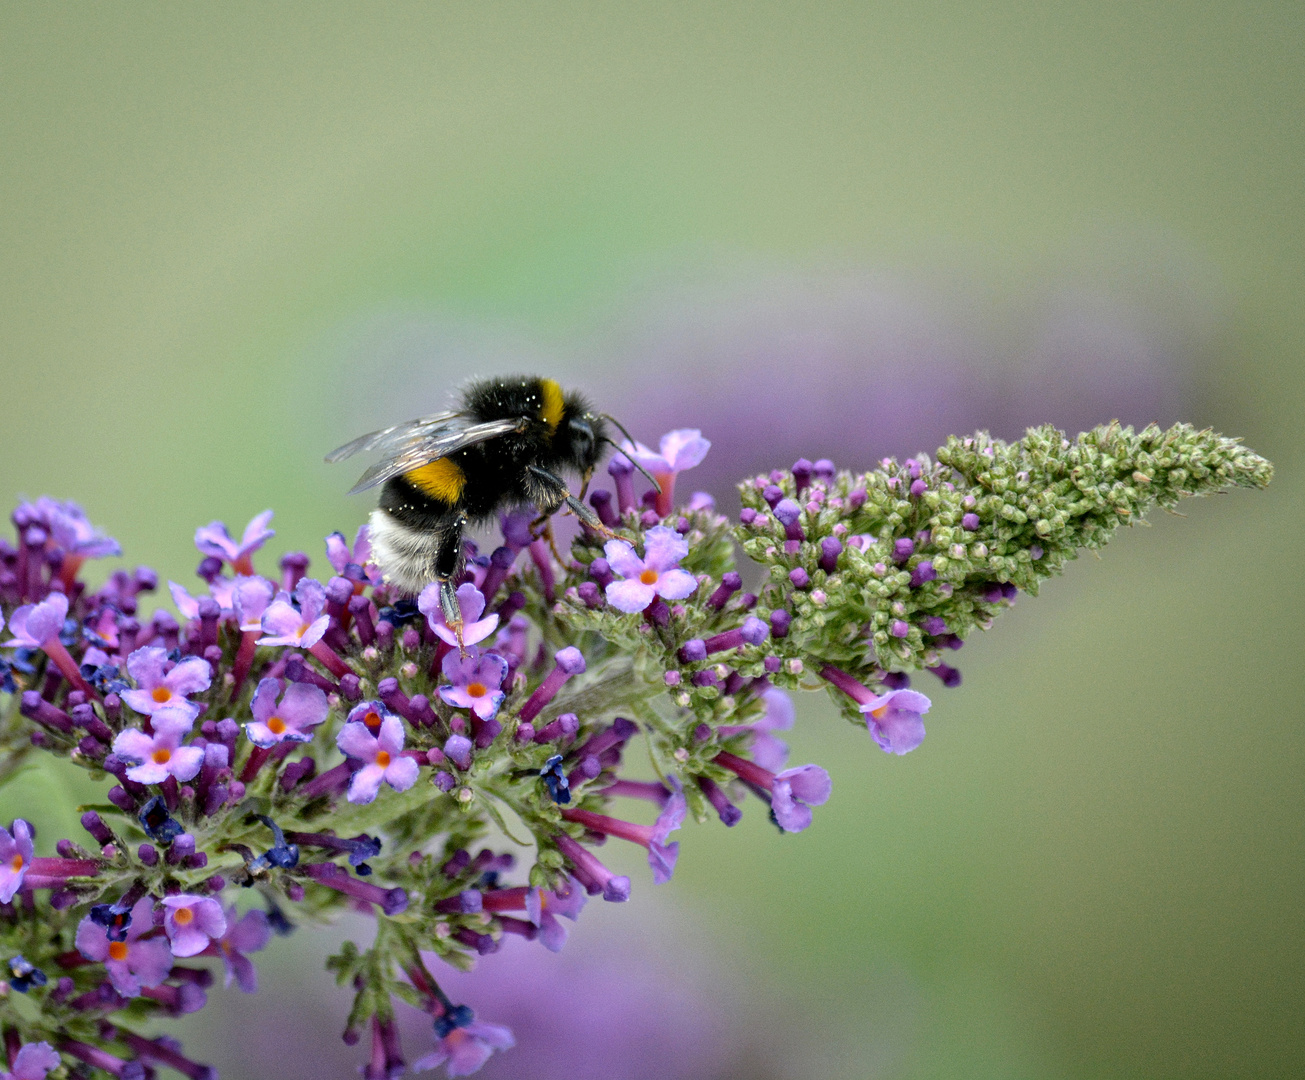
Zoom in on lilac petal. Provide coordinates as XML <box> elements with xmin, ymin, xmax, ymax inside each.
<box><xmin>524</xmin><ymin>887</ymin><xmax>542</xmax><ymax>925</ymax></box>
<box><xmin>869</xmin><ymin>709</ymin><xmax>926</xmax><ymax>755</ymax></box>
<box><xmin>605</xmin><ymin>579</ymin><xmax>655</xmax><ymax>613</ymax></box>
<box><xmin>249</xmin><ymin>678</ymin><xmax>279</xmax><ymax>724</ymax></box>
<box><xmin>126</xmin><ymin>646</ymin><xmax>169</xmax><ymax>688</ymax></box>
<box><xmin>257</xmin><ymin>600</ymin><xmax>305</xmax><ymax>642</ymax></box>
<box><xmin>294</xmin><ymin>577</ymin><xmax>326</xmax><ymax>620</ymax></box>
<box><xmin>466</xmin><ymin>1022</ymin><xmax>515</xmax><ymax>1052</ymax></box>
<box><xmin>119</xmin><ymin>688</ymin><xmax>197</xmax><ymax>719</ymax></box>
<box><xmin>445</xmin><ymin>1035</ymin><xmax>495</xmax><ymax>1075</ymax></box>
<box><xmin>443</xmin><ymin>734</ymin><xmax>473</xmax><ymax>769</ymax></box>
<box><xmin>383</xmin><ymin>755</ymin><xmax>420</xmax><ymax>793</ymax></box>
<box><xmin>195</xmin><ymin>521</ymin><xmax>238</xmax><ymax>561</ymax></box>
<box><xmin>641</xmin><ymin>526</ymin><xmax>689</xmax><ymax>572</ymax></box>
<box><xmin>128</xmin><ymin>937</ymin><xmax>173</xmax><ymax>988</ymax></box>
<box><xmin>325</xmin><ymin>531</ymin><xmax>351</xmax><ymax>574</ymax></box>
<box><xmin>2</xmin><ymin>605</ymin><xmax>34</xmax><ymax>647</ymax></box>
<box><xmin>777</xmin><ymin>764</ymin><xmax>832</xmax><ymax>806</ymax></box>
<box><xmin>168</xmin><ymin>745</ymin><xmax>206</xmax><ymax>782</ymax></box>
<box><xmin>652</xmin><ymin>568</ymin><xmax>698</xmax><ymax>601</ymax></box>
<box><xmin>111</xmin><ymin>728</ymin><xmax>156</xmax><ymax>762</ymax></box>
<box><xmin>759</xmin><ymin>687</ymin><xmax>796</xmax><ymax>731</ymax></box>
<box><xmin>23</xmin><ymin>593</ymin><xmax>68</xmax><ymax>645</ymax></box>
<box><xmin>435</xmin><ymin>613</ymin><xmax>498</xmax><ymax>647</ymax></box>
<box><xmin>772</xmin><ymin>795</ymin><xmax>813</xmax><ymax>832</ymax></box>
<box><xmin>124</xmin><ymin>898</ymin><xmax>157</xmax><ymax>942</ymax></box>
<box><xmin>233</xmin><ymin>576</ymin><xmax>275</xmax><ymax>630</ymax></box>
<box><xmin>164</xmin><ymin>656</ymin><xmax>212</xmax><ymax>697</ymax></box>
<box><xmin>191</xmin><ymin>897</ymin><xmax>227</xmax><ymax>939</ymax></box>
<box><xmin>336</xmin><ymin>722</ymin><xmax>379</xmax><ymax>761</ymax></box>
<box><xmin>651</xmin><ymin>778</ymin><xmax>687</xmax><ymax>845</ymax></box>
<box><xmin>151</xmin><ymin>709</ymin><xmax>198</xmax><ymax>740</ymax></box>
<box><xmin>105</xmin><ymin>959</ymin><xmax>144</xmax><ymax>997</ymax></box>
<box><xmin>454</xmin><ymin>582</ymin><xmax>487</xmax><ymax>623</ymax></box>
<box><xmin>298</xmin><ymin>614</ymin><xmax>330</xmax><ymax>648</ymax></box>
<box><xmin>751</xmin><ymin>731</ymin><xmax>790</xmax><ymax>773</ymax></box>
<box><xmin>239</xmin><ymin>510</ymin><xmax>275</xmax><ymax>553</ymax></box>
<box><xmin>167</xmin><ymin>924</ymin><xmax>211</xmax><ymax>958</ymax></box>
<box><xmin>470</xmin><ymin>690</ymin><xmax>504</xmax><ymax>721</ymax></box>
<box><xmin>549</xmin><ymin>881</ymin><xmax>587</xmax><ymax>921</ymax></box>
<box><xmin>602</xmin><ymin>539</ymin><xmax>646</xmax><ymax>579</ymax></box>
<box><xmin>12</xmin><ymin>1042</ymin><xmax>60</xmax><ymax>1080</ymax></box>
<box><xmin>376</xmin><ymin>715</ymin><xmax>407</xmax><ymax>755</ymax></box>
<box><xmin>660</xmin><ymin>428</ymin><xmax>711</xmax><ymax>471</ymax></box>
<box><xmin>226</xmin><ymin>909</ymin><xmax>272</xmax><ymax>954</ymax></box>
<box><xmin>224</xmin><ymin>949</ymin><xmax>259</xmax><ymax>993</ymax></box>
<box><xmin>347</xmin><ymin>764</ymin><xmax>385</xmax><ymax>804</ymax></box>
<box><xmin>74</xmin><ymin>916</ymin><xmax>110</xmax><ymax>962</ymax></box>
<box><xmin>352</xmin><ymin>524</ymin><xmax>372</xmax><ymax>564</ymax></box>
<box><xmin>538</xmin><ymin>912</ymin><xmax>568</xmax><ymax>952</ymax></box>
<box><xmin>278</xmin><ymin>681</ymin><xmax>329</xmax><ymax>731</ymax></box>
<box><xmin>245</xmin><ymin>722</ymin><xmax>284</xmax><ymax>748</ymax></box>
<box><xmin>413</xmin><ymin>1050</ymin><xmax>450</xmax><ymax>1073</ymax></box>
<box><xmin>440</xmin><ymin>649</ymin><xmax>478</xmax><ymax>683</ymax></box>
<box><xmin>647</xmin><ymin>840</ymin><xmax>679</xmax><ymax>884</ymax></box>
<box><xmin>475</xmin><ymin>652</ymin><xmax>508</xmax><ymax>689</ymax></box>
<box><xmin>167</xmin><ymin>581</ymin><xmax>201</xmax><ymax>620</ymax></box>
<box><xmin>416</xmin><ymin>582</ymin><xmax>442</xmax><ymax>623</ymax></box>
<box><xmin>124</xmin><ymin>760</ymin><xmax>170</xmax><ymax>784</ymax></box>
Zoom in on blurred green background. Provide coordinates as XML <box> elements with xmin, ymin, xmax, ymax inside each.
<box><xmin>2</xmin><ymin>4</ymin><xmax>1302</xmax><ymax>1078</ymax></box>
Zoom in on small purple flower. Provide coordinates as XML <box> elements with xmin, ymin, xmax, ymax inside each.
<box><xmin>1</xmin><ymin>592</ymin><xmax>68</xmax><ymax>648</ymax></box>
<box><xmin>74</xmin><ymin>897</ymin><xmax>172</xmax><ymax>996</ymax></box>
<box><xmin>326</xmin><ymin>524</ymin><xmax>383</xmax><ymax>586</ymax></box>
<box><xmin>232</xmin><ymin>575</ymin><xmax>276</xmax><ymax>632</ymax></box>
<box><xmin>257</xmin><ymin>577</ymin><xmax>330</xmax><ymax>648</ymax></box>
<box><xmin>438</xmin><ymin>650</ymin><xmax>508</xmax><ymax>720</ymax></box>
<box><xmin>162</xmin><ymin>894</ymin><xmax>228</xmax><ymax>957</ymax></box>
<box><xmin>413</xmin><ymin>1019</ymin><xmax>515</xmax><ymax>1077</ymax></box>
<box><xmin>418</xmin><ymin>582</ymin><xmax>499</xmax><ymax>647</ymax></box>
<box><xmin>169</xmin><ymin>576</ymin><xmax>237</xmax><ymax>620</ymax></box>
<box><xmin>603</xmin><ymin>527</ymin><xmax>698</xmax><ymax>613</ymax></box>
<box><xmin>770</xmin><ymin>765</ymin><xmax>833</xmax><ymax>832</ymax></box>
<box><xmin>618</xmin><ymin>428</ymin><xmax>711</xmax><ymax>515</ymax></box>
<box><xmin>526</xmin><ymin>880</ymin><xmax>588</xmax><ymax>953</ymax></box>
<box><xmin>111</xmin><ymin>710</ymin><xmax>205</xmax><ymax>784</ymax></box>
<box><xmin>0</xmin><ymin>819</ymin><xmax>33</xmax><ymax>903</ymax></box>
<box><xmin>211</xmin><ymin>906</ymin><xmax>271</xmax><ymax>992</ymax></box>
<box><xmin>0</xmin><ymin>1041</ymin><xmax>60</xmax><ymax>1080</ymax></box>
<box><xmin>338</xmin><ymin>715</ymin><xmax>420</xmax><ymax>804</ymax></box>
<box><xmin>194</xmin><ymin>510</ymin><xmax>274</xmax><ymax>575</ymax></box>
<box><xmin>244</xmin><ymin>678</ymin><xmax>329</xmax><ymax>747</ymax></box>
<box><xmin>30</xmin><ymin>496</ymin><xmax>121</xmax><ymax>561</ymax></box>
<box><xmin>119</xmin><ymin>646</ymin><xmax>211</xmax><ymax>720</ymax></box>
<box><xmin>859</xmin><ymin>689</ymin><xmax>932</xmax><ymax>755</ymax></box>
<box><xmin>718</xmin><ymin>687</ymin><xmax>794</xmax><ymax>772</ymax></box>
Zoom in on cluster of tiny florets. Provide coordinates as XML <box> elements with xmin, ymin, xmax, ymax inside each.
<box><xmin>0</xmin><ymin>422</ymin><xmax>1270</xmax><ymax>1078</ymax></box>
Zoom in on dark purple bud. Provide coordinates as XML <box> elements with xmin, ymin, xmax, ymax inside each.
<box><xmin>607</xmin><ymin>456</ymin><xmax>636</xmax><ymax>514</ymax></box>
<box><xmin>279</xmin><ymin>756</ymin><xmax>316</xmax><ymax>793</ymax></box>
<box><xmin>166</xmin><ymin>834</ymin><xmax>196</xmax><ymax>866</ymax></box>
<box><xmin>699</xmin><ymin>776</ymin><xmax>742</xmax><ymax>826</ymax></box>
<box><xmin>848</xmin><ymin>486</ymin><xmax>867</xmax><ymax>509</ymax></box>
<box><xmin>20</xmin><ymin>692</ymin><xmax>73</xmax><ymax>733</ymax></box>
<box><xmin>739</xmin><ymin>507</ymin><xmax>758</xmax><ymax>524</ymax></box>
<box><xmin>81</xmin><ymin>811</ymin><xmax>113</xmax><ymax>846</ymax></box>
<box><xmin>893</xmin><ymin>538</ymin><xmax>914</xmax><ymax>563</ymax></box>
<box><xmin>788</xmin><ymin>568</ymin><xmax>810</xmax><ymax>589</ymax></box>
<box><xmin>285</xmin><ymin>654</ymin><xmax>337</xmax><ymax>693</ymax></box>
<box><xmin>737</xmin><ymin>592</ymin><xmax>758</xmax><ymax>610</ymax></box>
<box><xmin>791</xmin><ymin>458</ymin><xmax>813</xmax><ymax>494</ymax></box>
<box><xmin>706</xmin><ymin>572</ymin><xmax>742</xmax><ymax>611</ymax></box>
<box><xmin>882</xmin><ymin>671</ymin><xmax>911</xmax><ymax>690</ymax></box>
<box><xmin>983</xmin><ymin>584</ymin><xmax>1005</xmax><ymax>603</ymax></box>
<box><xmin>645</xmin><ymin>598</ymin><xmax>670</xmax><ymax>626</ymax></box>
<box><xmin>910</xmin><ymin>478</ymin><xmax>927</xmax><ymax>497</ymax></box>
<box><xmin>762</xmin><ymin>485</ymin><xmax>784</xmax><ymax>509</ymax></box>
<box><xmin>339</xmin><ymin>672</ymin><xmax>362</xmax><ymax>702</ymax></box>
<box><xmin>433</xmin><ymin>771</ymin><xmax>456</xmax><ymax>792</ymax></box>
<box><xmin>691</xmin><ymin>669</ymin><xmax>720</xmax><ymax>688</ymax></box>
<box><xmin>910</xmin><ymin>560</ymin><xmax>937</xmax><ymax>587</ymax></box>
<box><xmin>962</xmin><ymin>513</ymin><xmax>980</xmax><ymax>531</ymax></box>
<box><xmin>107</xmin><ymin>786</ymin><xmax>135</xmax><ymax>812</ymax></box>
<box><xmin>764</xmin><ymin>655</ymin><xmax>782</xmax><ymax>673</ymax></box>
<box><xmin>347</xmin><ymin>596</ymin><xmax>375</xmax><ymax>647</ymax></box>
<box><xmin>637</xmin><ymin>509</ymin><xmax>659</xmax><ymax>529</ymax></box>
<box><xmin>589</xmin><ymin>489</ymin><xmax>617</xmax><ymax>528</ymax></box>
<box><xmin>694</xmin><ymin>723</ymin><xmax>712</xmax><ymax>742</ymax></box>
<box><xmin>577</xmin><ymin>581</ymin><xmax>602</xmax><ymax>609</ymax></box>
<box><xmin>769</xmin><ymin>610</ymin><xmax>792</xmax><ymax>641</ymax></box>
<box><xmin>813</xmin><ymin>459</ymin><xmax>835</xmax><ymax>482</ymax></box>
<box><xmin>435</xmin><ymin>890</ymin><xmax>483</xmax><ymax>915</ymax></box>
<box><xmin>703</xmin><ymin>616</ymin><xmax>769</xmax><ymax>654</ymax></box>
<box><xmin>929</xmin><ymin>663</ymin><xmax>962</xmax><ymax>687</ymax></box>
<box><xmin>588</xmin><ymin>558</ymin><xmax>613</xmax><ymax>589</ymax></box>
<box><xmin>1002</xmin><ymin>582</ymin><xmax>1018</xmax><ymax>600</ymax></box>
<box><xmin>279</xmin><ymin>551</ymin><xmax>309</xmax><ymax>593</ymax></box>
<box><xmin>818</xmin><ymin>536</ymin><xmax>843</xmax><ymax>573</ymax></box>
<box><xmin>679</xmin><ymin>639</ymin><xmax>707</xmax><ymax>663</ymax></box>
<box><xmin>773</xmin><ymin>499</ymin><xmax>804</xmax><ymax>543</ymax></box>
<box><xmin>195</xmin><ymin>556</ymin><xmax>223</xmax><ymax>584</ymax></box>
<box><xmin>138</xmin><ymin>843</ymin><xmax>158</xmax><ymax>866</ymax></box>
<box><xmin>923</xmin><ymin>616</ymin><xmax>948</xmax><ymax>635</ymax></box>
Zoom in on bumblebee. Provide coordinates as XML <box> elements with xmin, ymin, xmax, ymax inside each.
<box><xmin>326</xmin><ymin>374</ymin><xmax>654</xmax><ymax>637</ymax></box>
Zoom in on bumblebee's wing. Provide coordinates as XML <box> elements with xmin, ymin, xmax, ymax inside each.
<box><xmin>337</xmin><ymin>415</ymin><xmax>525</xmax><ymax>495</ymax></box>
<box><xmin>324</xmin><ymin>410</ymin><xmax>461</xmax><ymax>464</ymax></box>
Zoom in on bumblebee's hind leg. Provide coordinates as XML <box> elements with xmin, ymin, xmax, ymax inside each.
<box><xmin>433</xmin><ymin>513</ymin><xmax>470</xmax><ymax>652</ymax></box>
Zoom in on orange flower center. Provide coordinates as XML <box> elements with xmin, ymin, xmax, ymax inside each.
<box><xmin>108</xmin><ymin>941</ymin><xmax>129</xmax><ymax>962</ymax></box>
<box><xmin>298</xmin><ymin>621</ymin><xmax>310</xmax><ymax>636</ymax></box>
<box><xmin>152</xmin><ymin>686</ymin><xmax>173</xmax><ymax>703</ymax></box>
<box><xmin>364</xmin><ymin>710</ymin><xmax>382</xmax><ymax>731</ymax></box>
<box><xmin>375</xmin><ymin>750</ymin><xmax>391</xmax><ymax>768</ymax></box>
<box><xmin>267</xmin><ymin>716</ymin><xmax>287</xmax><ymax>735</ymax></box>
<box><xmin>151</xmin><ymin>748</ymin><xmax>172</xmax><ymax>765</ymax></box>
<box><xmin>870</xmin><ymin>705</ymin><xmax>888</xmax><ymax>720</ymax></box>
<box><xmin>639</xmin><ymin>568</ymin><xmax>659</xmax><ymax>585</ymax></box>
<box><xmin>172</xmin><ymin>907</ymin><xmax>194</xmax><ymax>925</ymax></box>
<box><xmin>467</xmin><ymin>682</ymin><xmax>487</xmax><ymax>698</ymax></box>
<box><xmin>10</xmin><ymin>854</ymin><xmax>23</xmax><ymax>872</ymax></box>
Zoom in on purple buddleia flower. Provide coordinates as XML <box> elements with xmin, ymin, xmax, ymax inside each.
<box><xmin>119</xmin><ymin>646</ymin><xmax>211</xmax><ymax>720</ymax></box>
<box><xmin>438</xmin><ymin>650</ymin><xmax>508</xmax><ymax>721</ymax></box>
<box><xmin>169</xmin><ymin>576</ymin><xmax>237</xmax><ymax>620</ymax></box>
<box><xmin>74</xmin><ymin>897</ymin><xmax>172</xmax><ymax>996</ymax></box>
<box><xmin>257</xmin><ymin>578</ymin><xmax>330</xmax><ymax>648</ymax></box>
<box><xmin>162</xmin><ymin>894</ymin><xmax>228</xmax><ymax>957</ymax></box>
<box><xmin>0</xmin><ymin>819</ymin><xmax>33</xmax><ymax>903</ymax></box>
<box><xmin>326</xmin><ymin>525</ymin><xmax>383</xmax><ymax>586</ymax></box>
<box><xmin>603</xmin><ymin>527</ymin><xmax>698</xmax><ymax>613</ymax></box>
<box><xmin>1</xmin><ymin>1041</ymin><xmax>60</xmax><ymax>1080</ymax></box>
<box><xmin>719</xmin><ymin>687</ymin><xmax>793</xmax><ymax>772</ymax></box>
<box><xmin>232</xmin><ymin>575</ymin><xmax>276</xmax><ymax>632</ymax></box>
<box><xmin>413</xmin><ymin>1019</ymin><xmax>515</xmax><ymax>1077</ymax></box>
<box><xmin>111</xmin><ymin>710</ymin><xmax>205</xmax><ymax>784</ymax></box>
<box><xmin>245</xmin><ymin>678</ymin><xmax>329</xmax><ymax>747</ymax></box>
<box><xmin>338</xmin><ymin>715</ymin><xmax>419</xmax><ymax>803</ymax></box>
<box><xmin>33</xmin><ymin>496</ymin><xmax>121</xmax><ymax>561</ymax></box>
<box><xmin>194</xmin><ymin>510</ymin><xmax>275</xmax><ymax>575</ymax></box>
<box><xmin>617</xmin><ymin>429</ymin><xmax>711</xmax><ymax>515</ymax></box>
<box><xmin>770</xmin><ymin>765</ymin><xmax>833</xmax><ymax>832</ymax></box>
<box><xmin>2</xmin><ymin>592</ymin><xmax>68</xmax><ymax>648</ymax></box>
<box><xmin>419</xmin><ymin>582</ymin><xmax>499</xmax><ymax>647</ymax></box>
<box><xmin>526</xmin><ymin>880</ymin><xmax>588</xmax><ymax>953</ymax></box>
<box><xmin>209</xmin><ymin>906</ymin><xmax>272</xmax><ymax>992</ymax></box>
<box><xmin>859</xmin><ymin>688</ymin><xmax>932</xmax><ymax>755</ymax></box>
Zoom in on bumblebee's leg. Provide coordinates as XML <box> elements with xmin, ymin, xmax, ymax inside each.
<box><xmin>577</xmin><ymin>466</ymin><xmax>593</xmax><ymax>501</ymax></box>
<box><xmin>525</xmin><ymin>465</ymin><xmax>615</xmax><ymax>539</ymax></box>
<box><xmin>434</xmin><ymin>514</ymin><xmax>469</xmax><ymax>652</ymax></box>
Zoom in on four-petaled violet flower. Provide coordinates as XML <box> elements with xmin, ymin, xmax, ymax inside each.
<box><xmin>257</xmin><ymin>577</ymin><xmax>330</xmax><ymax>648</ymax></box>
<box><xmin>244</xmin><ymin>678</ymin><xmax>329</xmax><ymax>747</ymax></box>
<box><xmin>169</xmin><ymin>576</ymin><xmax>237</xmax><ymax>620</ymax></box>
<box><xmin>338</xmin><ymin>715</ymin><xmax>419</xmax><ymax>804</ymax></box>
<box><xmin>326</xmin><ymin>525</ymin><xmax>382</xmax><ymax>586</ymax></box>
<box><xmin>2</xmin><ymin>592</ymin><xmax>68</xmax><ymax>649</ymax></box>
<box><xmin>232</xmin><ymin>575</ymin><xmax>276</xmax><ymax>632</ymax></box>
<box><xmin>74</xmin><ymin>897</ymin><xmax>172</xmax><ymax>997</ymax></box>
<box><xmin>112</xmin><ymin>710</ymin><xmax>205</xmax><ymax>784</ymax></box>
<box><xmin>438</xmin><ymin>650</ymin><xmax>508</xmax><ymax>720</ymax></box>
<box><xmin>603</xmin><ymin>526</ymin><xmax>698</xmax><ymax>613</ymax></box>
<box><xmin>162</xmin><ymin>894</ymin><xmax>228</xmax><ymax>957</ymax></box>
<box><xmin>413</xmin><ymin>1018</ymin><xmax>515</xmax><ymax>1077</ymax></box>
<box><xmin>0</xmin><ymin>819</ymin><xmax>33</xmax><ymax>903</ymax></box>
<box><xmin>0</xmin><ymin>1041</ymin><xmax>60</xmax><ymax>1080</ymax></box>
<box><xmin>120</xmin><ymin>646</ymin><xmax>211</xmax><ymax>720</ymax></box>
<box><xmin>526</xmin><ymin>880</ymin><xmax>588</xmax><ymax>953</ymax></box>
<box><xmin>859</xmin><ymin>688</ymin><xmax>932</xmax><ymax>755</ymax></box>
<box><xmin>419</xmin><ymin>582</ymin><xmax>498</xmax><ymax>647</ymax></box>
<box><xmin>209</xmin><ymin>906</ymin><xmax>271</xmax><ymax>992</ymax></box>
<box><xmin>619</xmin><ymin>428</ymin><xmax>710</xmax><ymax>515</ymax></box>
<box><xmin>194</xmin><ymin>510</ymin><xmax>274</xmax><ymax>575</ymax></box>
<box><xmin>770</xmin><ymin>765</ymin><xmax>833</xmax><ymax>832</ymax></box>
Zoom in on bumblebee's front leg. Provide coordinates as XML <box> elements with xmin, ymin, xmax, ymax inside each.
<box><xmin>434</xmin><ymin>513</ymin><xmax>469</xmax><ymax>652</ymax></box>
<box><xmin>525</xmin><ymin>465</ymin><xmax>615</xmax><ymax>539</ymax></box>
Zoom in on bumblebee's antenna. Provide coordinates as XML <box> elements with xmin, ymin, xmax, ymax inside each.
<box><xmin>598</xmin><ymin>426</ymin><xmax>662</xmax><ymax>493</ymax></box>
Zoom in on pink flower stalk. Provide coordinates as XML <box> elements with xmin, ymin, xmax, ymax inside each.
<box><xmin>438</xmin><ymin>650</ymin><xmax>507</xmax><ymax>721</ymax></box>
<box><xmin>0</xmin><ymin>819</ymin><xmax>33</xmax><ymax>902</ymax></box>
<box><xmin>552</xmin><ymin>833</ymin><xmax>631</xmax><ymax>902</ymax></box>
<box><xmin>337</xmin><ymin>716</ymin><xmax>420</xmax><ymax>804</ymax></box>
<box><xmin>516</xmin><ymin>647</ymin><xmax>585</xmax><ymax>724</ymax></box>
<box><xmin>603</xmin><ymin>527</ymin><xmax>698</xmax><ymax>613</ymax></box>
<box><xmin>194</xmin><ymin>510</ymin><xmax>274</xmax><ymax>576</ymax></box>
<box><xmin>618</xmin><ymin>428</ymin><xmax>711</xmax><ymax>515</ymax></box>
<box><xmin>120</xmin><ymin>646</ymin><xmax>211</xmax><ymax>721</ymax></box>
<box><xmin>207</xmin><ymin>906</ymin><xmax>271</xmax><ymax>992</ymax></box>
<box><xmin>161</xmin><ymin>894</ymin><xmax>227</xmax><ymax>957</ymax></box>
<box><xmin>244</xmin><ymin>678</ymin><xmax>329</xmax><ymax>747</ymax></box>
<box><xmin>819</xmin><ymin>665</ymin><xmax>932</xmax><ymax>755</ymax></box>
<box><xmin>74</xmin><ymin>897</ymin><xmax>172</xmax><ymax>996</ymax></box>
<box><xmin>0</xmin><ymin>1041</ymin><xmax>60</xmax><ymax>1080</ymax></box>
<box><xmin>111</xmin><ymin>710</ymin><xmax>205</xmax><ymax>785</ymax></box>
<box><xmin>481</xmin><ymin>881</ymin><xmax>588</xmax><ymax>952</ymax></box>
<box><xmin>1</xmin><ymin>592</ymin><xmax>91</xmax><ymax>694</ymax></box>
<box><xmin>713</xmin><ymin>751</ymin><xmax>832</xmax><ymax>833</ymax></box>
<box><xmin>418</xmin><ymin>582</ymin><xmax>499</xmax><ymax>648</ymax></box>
